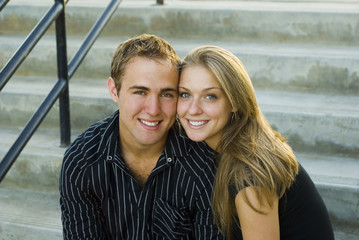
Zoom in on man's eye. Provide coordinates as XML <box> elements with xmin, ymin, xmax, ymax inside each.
<box><xmin>134</xmin><ymin>91</ymin><xmax>145</xmax><ymax>95</ymax></box>
<box><xmin>161</xmin><ymin>93</ymin><xmax>174</xmax><ymax>98</ymax></box>
<box><xmin>179</xmin><ymin>92</ymin><xmax>190</xmax><ymax>98</ymax></box>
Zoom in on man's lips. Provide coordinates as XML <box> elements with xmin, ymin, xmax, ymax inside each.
<box><xmin>139</xmin><ymin>119</ymin><xmax>160</xmax><ymax>127</ymax></box>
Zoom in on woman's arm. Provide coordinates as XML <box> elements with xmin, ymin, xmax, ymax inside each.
<box><xmin>235</xmin><ymin>187</ymin><xmax>280</xmax><ymax>240</ymax></box>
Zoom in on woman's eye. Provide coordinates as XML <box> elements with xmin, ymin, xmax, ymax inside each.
<box><xmin>180</xmin><ymin>92</ymin><xmax>190</xmax><ymax>98</ymax></box>
<box><xmin>205</xmin><ymin>94</ymin><xmax>217</xmax><ymax>100</ymax></box>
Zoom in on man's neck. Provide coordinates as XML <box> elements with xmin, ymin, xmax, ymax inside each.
<box><xmin>118</xmin><ymin>134</ymin><xmax>167</xmax><ymax>187</ymax></box>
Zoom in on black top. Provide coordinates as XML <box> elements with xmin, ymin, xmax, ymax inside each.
<box><xmin>59</xmin><ymin>111</ymin><xmax>224</xmax><ymax>240</ymax></box>
<box><xmin>231</xmin><ymin>164</ymin><xmax>335</xmax><ymax>240</ymax></box>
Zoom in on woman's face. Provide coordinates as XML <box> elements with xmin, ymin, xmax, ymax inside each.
<box><xmin>177</xmin><ymin>65</ymin><xmax>233</xmax><ymax>150</ymax></box>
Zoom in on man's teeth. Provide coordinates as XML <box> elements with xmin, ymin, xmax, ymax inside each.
<box><xmin>141</xmin><ymin>120</ymin><xmax>159</xmax><ymax>126</ymax></box>
<box><xmin>189</xmin><ymin>120</ymin><xmax>207</xmax><ymax>126</ymax></box>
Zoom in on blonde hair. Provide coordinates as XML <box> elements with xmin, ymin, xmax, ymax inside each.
<box><xmin>111</xmin><ymin>34</ymin><xmax>180</xmax><ymax>93</ymax></box>
<box><xmin>180</xmin><ymin>46</ymin><xmax>299</xmax><ymax>239</ymax></box>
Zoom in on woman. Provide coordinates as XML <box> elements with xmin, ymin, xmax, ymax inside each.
<box><xmin>177</xmin><ymin>45</ymin><xmax>334</xmax><ymax>240</ymax></box>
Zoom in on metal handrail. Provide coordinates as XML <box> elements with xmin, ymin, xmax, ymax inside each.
<box><xmin>0</xmin><ymin>0</ymin><xmax>122</xmax><ymax>182</ymax></box>
<box><xmin>0</xmin><ymin>0</ymin><xmax>10</xmax><ymax>12</ymax></box>
<box><xmin>0</xmin><ymin>1</ymin><xmax>64</xmax><ymax>91</ymax></box>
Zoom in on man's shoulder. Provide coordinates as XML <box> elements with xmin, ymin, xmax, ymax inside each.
<box><xmin>63</xmin><ymin>112</ymin><xmax>118</xmax><ymax>165</ymax></box>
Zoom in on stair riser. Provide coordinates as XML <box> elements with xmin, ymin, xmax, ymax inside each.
<box><xmin>266</xmin><ymin>111</ymin><xmax>359</xmax><ymax>156</ymax></box>
<box><xmin>2</xmin><ymin>152</ymin><xmax>357</xmax><ymax>234</ymax></box>
<box><xmin>317</xmin><ymin>183</ymin><xmax>359</xmax><ymax>238</ymax></box>
<box><xmin>1</xmin><ymin>93</ymin><xmax>358</xmax><ymax>153</ymax></box>
<box><xmin>1</xmin><ymin>5</ymin><xmax>359</xmax><ymax>46</ymax></box>
<box><xmin>0</xmin><ymin>151</ymin><xmax>63</xmax><ymax>191</ymax></box>
<box><xmin>0</xmin><ymin>93</ymin><xmax>117</xmax><ymax>131</ymax></box>
<box><xmin>0</xmin><ymin>223</ymin><xmax>62</xmax><ymax>240</ymax></box>
<box><xmin>319</xmin><ymin>184</ymin><xmax>359</xmax><ymax>224</ymax></box>
<box><xmin>1</xmin><ymin>44</ymin><xmax>358</xmax><ymax>93</ymax></box>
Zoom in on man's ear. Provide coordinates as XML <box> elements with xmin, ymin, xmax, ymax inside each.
<box><xmin>107</xmin><ymin>77</ymin><xmax>119</xmax><ymax>103</ymax></box>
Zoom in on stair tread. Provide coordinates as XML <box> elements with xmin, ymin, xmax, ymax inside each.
<box><xmin>2</xmin><ymin>75</ymin><xmax>359</xmax><ymax>117</ymax></box>
<box><xmin>0</xmin><ymin>127</ymin><xmax>357</xmax><ymax>240</ymax></box>
<box><xmin>1</xmin><ymin>34</ymin><xmax>359</xmax><ymax>59</ymax></box>
<box><xmin>1</xmin><ymin>1</ymin><xmax>358</xmax><ymax>238</ymax></box>
<box><xmin>8</xmin><ymin>0</ymin><xmax>359</xmax><ymax>13</ymax></box>
<box><xmin>0</xmin><ymin>186</ymin><xmax>61</xmax><ymax>229</ymax></box>
<box><xmin>0</xmin><ymin>185</ymin><xmax>62</xmax><ymax>237</ymax></box>
<box><xmin>1</xmin><ymin>127</ymin><xmax>358</xmax><ymax>184</ymax></box>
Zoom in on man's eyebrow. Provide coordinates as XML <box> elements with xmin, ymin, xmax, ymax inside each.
<box><xmin>129</xmin><ymin>86</ymin><xmax>177</xmax><ymax>92</ymax></box>
<box><xmin>128</xmin><ymin>86</ymin><xmax>149</xmax><ymax>91</ymax></box>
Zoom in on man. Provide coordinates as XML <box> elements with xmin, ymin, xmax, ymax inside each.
<box><xmin>59</xmin><ymin>34</ymin><xmax>224</xmax><ymax>239</ymax></box>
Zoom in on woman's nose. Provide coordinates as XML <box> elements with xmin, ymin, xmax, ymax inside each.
<box><xmin>188</xmin><ymin>99</ymin><xmax>203</xmax><ymax>115</ymax></box>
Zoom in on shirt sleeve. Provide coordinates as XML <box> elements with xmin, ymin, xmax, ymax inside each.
<box><xmin>59</xmin><ymin>147</ymin><xmax>106</xmax><ymax>239</ymax></box>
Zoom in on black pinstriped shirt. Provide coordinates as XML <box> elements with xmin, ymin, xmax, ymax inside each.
<box><xmin>59</xmin><ymin>111</ymin><xmax>224</xmax><ymax>239</ymax></box>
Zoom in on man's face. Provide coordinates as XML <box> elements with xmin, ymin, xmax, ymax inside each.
<box><xmin>108</xmin><ymin>56</ymin><xmax>178</xmax><ymax>150</ymax></box>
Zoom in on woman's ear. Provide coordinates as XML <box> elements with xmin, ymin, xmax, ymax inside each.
<box><xmin>107</xmin><ymin>77</ymin><xmax>119</xmax><ymax>103</ymax></box>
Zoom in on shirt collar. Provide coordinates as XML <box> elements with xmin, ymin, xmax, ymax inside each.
<box><xmin>98</xmin><ymin>110</ymin><xmax>119</xmax><ymax>158</ymax></box>
<box><xmin>164</xmin><ymin>126</ymin><xmax>215</xmax><ymax>161</ymax></box>
<box><xmin>100</xmin><ymin>112</ymin><xmax>213</xmax><ymax>164</ymax></box>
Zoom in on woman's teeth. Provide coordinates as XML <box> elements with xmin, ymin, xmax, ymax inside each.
<box><xmin>189</xmin><ymin>120</ymin><xmax>207</xmax><ymax>126</ymax></box>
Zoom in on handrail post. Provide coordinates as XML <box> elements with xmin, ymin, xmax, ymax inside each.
<box><xmin>55</xmin><ymin>0</ymin><xmax>71</xmax><ymax>147</ymax></box>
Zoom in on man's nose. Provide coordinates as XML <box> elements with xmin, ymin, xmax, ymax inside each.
<box><xmin>145</xmin><ymin>95</ymin><xmax>161</xmax><ymax>116</ymax></box>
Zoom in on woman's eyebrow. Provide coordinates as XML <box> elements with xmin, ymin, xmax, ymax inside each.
<box><xmin>160</xmin><ymin>88</ymin><xmax>178</xmax><ymax>93</ymax></box>
<box><xmin>178</xmin><ymin>86</ymin><xmax>222</xmax><ymax>92</ymax></box>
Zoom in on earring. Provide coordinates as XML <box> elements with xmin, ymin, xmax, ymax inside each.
<box><xmin>231</xmin><ymin>112</ymin><xmax>237</xmax><ymax>123</ymax></box>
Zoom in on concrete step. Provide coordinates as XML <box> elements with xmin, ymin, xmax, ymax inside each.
<box><xmin>0</xmin><ymin>186</ymin><xmax>62</xmax><ymax>240</ymax></box>
<box><xmin>1</xmin><ymin>1</ymin><xmax>358</xmax><ymax>239</ymax></box>
<box><xmin>296</xmin><ymin>152</ymin><xmax>359</xmax><ymax>239</ymax></box>
<box><xmin>1</xmin><ymin>117</ymin><xmax>358</xmax><ymax>188</ymax></box>
<box><xmin>0</xmin><ymin>127</ymin><xmax>69</xmax><ymax>190</ymax></box>
<box><xmin>1</xmin><ymin>35</ymin><xmax>358</xmax><ymax>94</ymax></box>
<box><xmin>0</xmin><ymin>75</ymin><xmax>116</xmax><ymax>131</ymax></box>
<box><xmin>2</xmin><ymin>0</ymin><xmax>359</xmax><ymax>46</ymax></box>
<box><xmin>1</xmin><ymin>76</ymin><xmax>358</xmax><ymax>153</ymax></box>
<box><xmin>0</xmin><ymin>143</ymin><xmax>358</xmax><ymax>239</ymax></box>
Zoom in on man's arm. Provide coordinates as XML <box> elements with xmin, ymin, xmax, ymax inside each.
<box><xmin>59</xmin><ymin>146</ymin><xmax>106</xmax><ymax>239</ymax></box>
<box><xmin>60</xmin><ymin>181</ymin><xmax>105</xmax><ymax>239</ymax></box>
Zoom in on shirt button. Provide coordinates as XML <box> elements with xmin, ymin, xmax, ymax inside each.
<box><xmin>167</xmin><ymin>157</ymin><xmax>172</xmax><ymax>163</ymax></box>
<box><xmin>107</xmin><ymin>156</ymin><xmax>112</xmax><ymax>161</ymax></box>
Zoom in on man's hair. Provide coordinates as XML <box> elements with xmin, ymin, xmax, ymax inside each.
<box><xmin>111</xmin><ymin>34</ymin><xmax>180</xmax><ymax>92</ymax></box>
